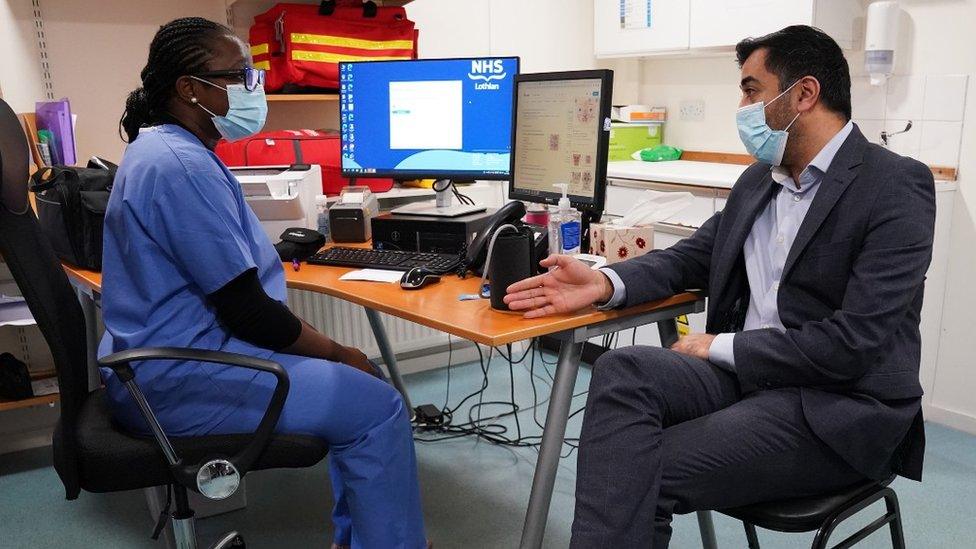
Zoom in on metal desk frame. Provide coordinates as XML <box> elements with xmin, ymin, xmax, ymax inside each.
<box><xmin>518</xmin><ymin>297</ymin><xmax>715</xmax><ymax>549</ymax></box>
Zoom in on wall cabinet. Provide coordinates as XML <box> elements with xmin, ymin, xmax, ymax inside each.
<box><xmin>595</xmin><ymin>0</ymin><xmax>861</xmax><ymax>58</ymax></box>
<box><xmin>594</xmin><ymin>0</ymin><xmax>690</xmax><ymax>57</ymax></box>
<box><xmin>690</xmin><ymin>0</ymin><xmax>859</xmax><ymax>50</ymax></box>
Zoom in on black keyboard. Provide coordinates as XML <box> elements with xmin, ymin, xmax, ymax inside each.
<box><xmin>308</xmin><ymin>246</ymin><xmax>462</xmax><ymax>274</ymax></box>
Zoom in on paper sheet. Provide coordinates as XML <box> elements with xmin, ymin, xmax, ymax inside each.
<box><xmin>338</xmin><ymin>269</ymin><xmax>404</xmax><ymax>283</ymax></box>
<box><xmin>31</xmin><ymin>377</ymin><xmax>59</xmax><ymax>396</ymax></box>
<box><xmin>0</xmin><ymin>295</ymin><xmax>35</xmax><ymax>327</ymax></box>
<box><xmin>620</xmin><ymin>0</ymin><xmax>652</xmax><ymax>30</ymax></box>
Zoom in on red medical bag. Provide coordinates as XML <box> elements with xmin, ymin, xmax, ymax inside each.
<box><xmin>214</xmin><ymin>130</ymin><xmax>394</xmax><ymax>195</ymax></box>
<box><xmin>249</xmin><ymin>1</ymin><xmax>418</xmax><ymax>92</ymax></box>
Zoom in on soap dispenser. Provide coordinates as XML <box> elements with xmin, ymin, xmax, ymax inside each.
<box><xmin>548</xmin><ymin>183</ymin><xmax>582</xmax><ymax>256</ymax></box>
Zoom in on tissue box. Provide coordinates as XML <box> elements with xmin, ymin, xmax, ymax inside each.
<box><xmin>608</xmin><ymin>123</ymin><xmax>664</xmax><ymax>161</ymax></box>
<box><xmin>590</xmin><ymin>223</ymin><xmax>654</xmax><ymax>264</ymax></box>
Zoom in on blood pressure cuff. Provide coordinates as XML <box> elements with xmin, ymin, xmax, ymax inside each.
<box><xmin>274</xmin><ymin>227</ymin><xmax>326</xmax><ymax>262</ymax></box>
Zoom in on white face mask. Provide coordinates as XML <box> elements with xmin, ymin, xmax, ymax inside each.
<box><xmin>735</xmin><ymin>80</ymin><xmax>801</xmax><ymax>166</ymax></box>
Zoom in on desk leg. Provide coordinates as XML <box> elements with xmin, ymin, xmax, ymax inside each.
<box><xmin>363</xmin><ymin>307</ymin><xmax>414</xmax><ymax>411</ymax></box>
<box><xmin>657</xmin><ymin>318</ymin><xmax>679</xmax><ymax>348</ymax></box>
<box><xmin>519</xmin><ymin>340</ymin><xmax>584</xmax><ymax>549</ymax></box>
<box><xmin>75</xmin><ymin>286</ymin><xmax>101</xmax><ymax>392</ymax></box>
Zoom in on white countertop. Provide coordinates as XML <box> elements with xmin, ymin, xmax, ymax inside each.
<box><xmin>607</xmin><ymin>159</ymin><xmax>957</xmax><ymax>193</ymax></box>
<box><xmin>607</xmin><ymin>160</ymin><xmax>747</xmax><ymax>189</ymax></box>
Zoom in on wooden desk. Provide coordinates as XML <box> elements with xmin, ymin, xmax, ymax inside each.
<box><xmin>63</xmin><ymin>261</ymin><xmax>704</xmax><ymax>549</ymax></box>
<box><xmin>64</xmin><ymin>263</ymin><xmax>700</xmax><ymax>347</ymax></box>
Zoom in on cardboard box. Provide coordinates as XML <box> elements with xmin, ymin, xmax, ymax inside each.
<box><xmin>590</xmin><ymin>223</ymin><xmax>654</xmax><ymax>264</ymax></box>
<box><xmin>611</xmin><ymin>105</ymin><xmax>667</xmax><ymax>123</ymax></box>
<box><xmin>608</xmin><ymin>123</ymin><xmax>664</xmax><ymax>161</ymax></box>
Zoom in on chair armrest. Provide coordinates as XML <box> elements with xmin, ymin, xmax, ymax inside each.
<box><xmin>99</xmin><ymin>347</ymin><xmax>288</xmax><ymax>489</ymax></box>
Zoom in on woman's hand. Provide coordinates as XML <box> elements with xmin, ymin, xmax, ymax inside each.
<box><xmin>503</xmin><ymin>255</ymin><xmax>614</xmax><ymax>318</ymax></box>
<box><xmin>284</xmin><ymin>321</ymin><xmax>379</xmax><ymax>377</ymax></box>
<box><xmin>335</xmin><ymin>345</ymin><xmax>377</xmax><ymax>376</ymax></box>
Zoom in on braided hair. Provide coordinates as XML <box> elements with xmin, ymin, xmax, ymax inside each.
<box><xmin>120</xmin><ymin>17</ymin><xmax>232</xmax><ymax>142</ymax></box>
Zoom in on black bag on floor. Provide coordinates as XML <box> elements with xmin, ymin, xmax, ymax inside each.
<box><xmin>0</xmin><ymin>352</ymin><xmax>32</xmax><ymax>401</ymax></box>
<box><xmin>29</xmin><ymin>158</ymin><xmax>116</xmax><ymax>271</ymax></box>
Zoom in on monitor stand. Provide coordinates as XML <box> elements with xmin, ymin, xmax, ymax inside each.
<box><xmin>390</xmin><ymin>179</ymin><xmax>486</xmax><ymax>217</ymax></box>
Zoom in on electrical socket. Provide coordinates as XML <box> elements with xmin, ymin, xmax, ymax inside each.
<box><xmin>679</xmin><ymin>100</ymin><xmax>706</xmax><ymax>121</ymax></box>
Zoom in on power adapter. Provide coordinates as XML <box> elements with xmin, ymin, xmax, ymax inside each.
<box><xmin>413</xmin><ymin>403</ymin><xmax>445</xmax><ymax>429</ymax></box>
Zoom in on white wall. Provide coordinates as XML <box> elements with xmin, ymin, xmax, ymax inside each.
<box><xmin>894</xmin><ymin>0</ymin><xmax>976</xmax><ymax>434</ymax></box>
<box><xmin>407</xmin><ymin>0</ymin><xmax>641</xmax><ymax>103</ymax></box>
<box><xmin>635</xmin><ymin>4</ymin><xmax>971</xmax><ymax>160</ymax></box>
<box><xmin>0</xmin><ymin>0</ymin><xmax>48</xmax><ymax>112</ymax></box>
<box><xmin>635</xmin><ymin>0</ymin><xmax>976</xmax><ymax>433</ymax></box>
<box><xmin>38</xmin><ymin>0</ymin><xmax>228</xmax><ymax>163</ymax></box>
<box><xmin>639</xmin><ymin>55</ymin><xmax>745</xmax><ymax>153</ymax></box>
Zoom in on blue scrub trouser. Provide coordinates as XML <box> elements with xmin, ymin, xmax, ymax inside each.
<box><xmin>208</xmin><ymin>354</ymin><xmax>426</xmax><ymax>549</ymax></box>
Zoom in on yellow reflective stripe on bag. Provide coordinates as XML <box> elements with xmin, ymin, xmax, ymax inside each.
<box><xmin>291</xmin><ymin>50</ymin><xmax>412</xmax><ymax>63</ymax></box>
<box><xmin>250</xmin><ymin>43</ymin><xmax>270</xmax><ymax>56</ymax></box>
<box><xmin>253</xmin><ymin>60</ymin><xmax>271</xmax><ymax>71</ymax></box>
<box><xmin>290</xmin><ymin>33</ymin><xmax>414</xmax><ymax>51</ymax></box>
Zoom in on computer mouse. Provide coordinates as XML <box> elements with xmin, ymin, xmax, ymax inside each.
<box><xmin>400</xmin><ymin>267</ymin><xmax>441</xmax><ymax>290</ymax></box>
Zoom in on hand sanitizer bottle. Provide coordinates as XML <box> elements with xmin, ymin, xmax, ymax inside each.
<box><xmin>548</xmin><ymin>183</ymin><xmax>582</xmax><ymax>256</ymax></box>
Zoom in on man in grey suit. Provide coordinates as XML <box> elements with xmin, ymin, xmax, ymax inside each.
<box><xmin>505</xmin><ymin>25</ymin><xmax>933</xmax><ymax>548</ymax></box>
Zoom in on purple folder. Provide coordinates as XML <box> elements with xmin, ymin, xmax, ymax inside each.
<box><xmin>35</xmin><ymin>98</ymin><xmax>76</xmax><ymax>166</ymax></box>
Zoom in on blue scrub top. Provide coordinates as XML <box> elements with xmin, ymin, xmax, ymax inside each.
<box><xmin>99</xmin><ymin>124</ymin><xmax>287</xmax><ymax>435</ymax></box>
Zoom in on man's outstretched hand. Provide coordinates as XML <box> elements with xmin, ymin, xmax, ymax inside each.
<box><xmin>503</xmin><ymin>255</ymin><xmax>614</xmax><ymax>318</ymax></box>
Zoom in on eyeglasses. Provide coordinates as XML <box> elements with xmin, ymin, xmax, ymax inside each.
<box><xmin>191</xmin><ymin>67</ymin><xmax>266</xmax><ymax>91</ymax></box>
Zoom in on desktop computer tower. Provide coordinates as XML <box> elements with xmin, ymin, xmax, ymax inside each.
<box><xmin>371</xmin><ymin>211</ymin><xmax>493</xmax><ymax>255</ymax></box>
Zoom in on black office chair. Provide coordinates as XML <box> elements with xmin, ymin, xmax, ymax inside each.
<box><xmin>0</xmin><ymin>98</ymin><xmax>329</xmax><ymax>548</ymax></box>
<box><xmin>712</xmin><ymin>475</ymin><xmax>906</xmax><ymax>549</ymax></box>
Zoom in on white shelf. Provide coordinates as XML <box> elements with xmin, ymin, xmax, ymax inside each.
<box><xmin>606</xmin><ymin>160</ymin><xmax>747</xmax><ymax>189</ymax></box>
<box><xmin>267</xmin><ymin>94</ymin><xmax>339</xmax><ymax>103</ymax></box>
<box><xmin>0</xmin><ymin>296</ymin><xmax>36</xmax><ymax>328</ymax></box>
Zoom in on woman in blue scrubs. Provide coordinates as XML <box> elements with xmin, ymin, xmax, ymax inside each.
<box><xmin>101</xmin><ymin>17</ymin><xmax>427</xmax><ymax>549</ymax></box>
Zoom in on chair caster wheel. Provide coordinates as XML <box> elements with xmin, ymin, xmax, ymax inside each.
<box><xmin>209</xmin><ymin>531</ymin><xmax>245</xmax><ymax>549</ymax></box>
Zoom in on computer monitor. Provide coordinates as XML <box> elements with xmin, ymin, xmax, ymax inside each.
<box><xmin>339</xmin><ymin>57</ymin><xmax>519</xmax><ymax>181</ymax></box>
<box><xmin>508</xmin><ymin>70</ymin><xmax>613</xmax><ymax>214</ymax></box>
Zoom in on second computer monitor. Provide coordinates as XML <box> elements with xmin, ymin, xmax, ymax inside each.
<box><xmin>509</xmin><ymin>69</ymin><xmax>613</xmax><ymax>213</ymax></box>
<box><xmin>339</xmin><ymin>57</ymin><xmax>519</xmax><ymax>180</ymax></box>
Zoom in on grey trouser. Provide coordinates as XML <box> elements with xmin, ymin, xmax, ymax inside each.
<box><xmin>570</xmin><ymin>346</ymin><xmax>865</xmax><ymax>548</ymax></box>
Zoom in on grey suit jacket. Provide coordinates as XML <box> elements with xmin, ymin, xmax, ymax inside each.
<box><xmin>608</xmin><ymin>126</ymin><xmax>934</xmax><ymax>480</ymax></box>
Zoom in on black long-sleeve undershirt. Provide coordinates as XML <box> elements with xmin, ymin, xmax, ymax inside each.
<box><xmin>208</xmin><ymin>268</ymin><xmax>302</xmax><ymax>350</ymax></box>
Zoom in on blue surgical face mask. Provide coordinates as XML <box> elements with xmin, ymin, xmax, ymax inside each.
<box><xmin>191</xmin><ymin>76</ymin><xmax>268</xmax><ymax>141</ymax></box>
<box><xmin>736</xmin><ymin>80</ymin><xmax>801</xmax><ymax>166</ymax></box>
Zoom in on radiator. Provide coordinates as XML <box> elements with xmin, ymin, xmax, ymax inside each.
<box><xmin>286</xmin><ymin>288</ymin><xmax>449</xmax><ymax>357</ymax></box>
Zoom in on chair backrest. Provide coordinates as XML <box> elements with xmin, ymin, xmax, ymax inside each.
<box><xmin>0</xmin><ymin>98</ymin><xmax>90</xmax><ymax>499</ymax></box>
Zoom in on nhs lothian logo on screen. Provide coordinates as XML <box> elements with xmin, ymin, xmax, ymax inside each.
<box><xmin>468</xmin><ymin>59</ymin><xmax>508</xmax><ymax>90</ymax></box>
<box><xmin>340</xmin><ymin>57</ymin><xmax>518</xmax><ymax>178</ymax></box>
